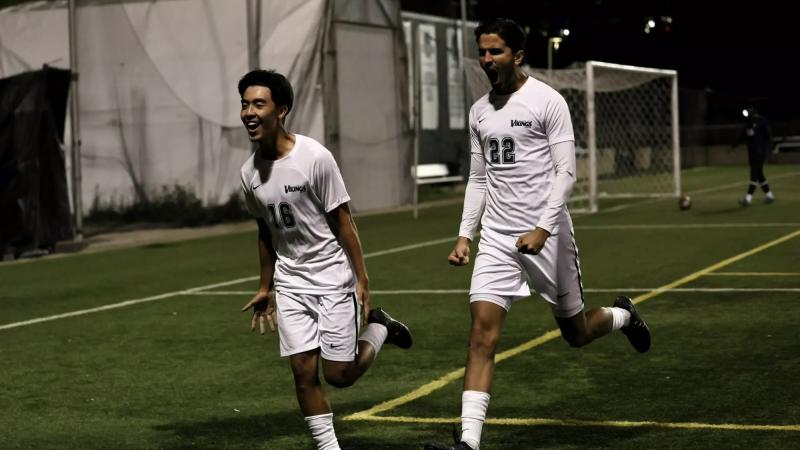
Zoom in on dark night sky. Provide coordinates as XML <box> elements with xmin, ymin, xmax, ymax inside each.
<box><xmin>402</xmin><ymin>0</ymin><xmax>799</xmax><ymax>122</ymax></box>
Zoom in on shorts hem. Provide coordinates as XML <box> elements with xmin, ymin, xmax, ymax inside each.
<box><xmin>549</xmin><ymin>302</ymin><xmax>585</xmax><ymax>318</ymax></box>
<box><xmin>469</xmin><ymin>293</ymin><xmax>524</xmax><ymax>311</ymax></box>
<box><xmin>280</xmin><ymin>344</ymin><xmax>321</xmax><ymax>358</ymax></box>
<box><xmin>319</xmin><ymin>352</ymin><xmax>357</xmax><ymax>363</ymax></box>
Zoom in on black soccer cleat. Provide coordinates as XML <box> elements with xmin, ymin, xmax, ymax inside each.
<box><xmin>368</xmin><ymin>307</ymin><xmax>412</xmax><ymax>349</ymax></box>
<box><xmin>614</xmin><ymin>295</ymin><xmax>651</xmax><ymax>353</ymax></box>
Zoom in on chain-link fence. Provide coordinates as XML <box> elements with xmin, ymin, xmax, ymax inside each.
<box><xmin>528</xmin><ymin>62</ymin><xmax>680</xmax><ymax>212</ymax></box>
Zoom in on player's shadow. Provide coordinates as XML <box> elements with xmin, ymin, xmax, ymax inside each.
<box><xmin>407</xmin><ymin>423</ymin><xmax>651</xmax><ymax>450</ymax></box>
<box><xmin>151</xmin><ymin>398</ymin><xmax>401</xmax><ymax>449</ymax></box>
<box><xmin>153</xmin><ymin>410</ymin><xmax>308</xmax><ymax>449</ymax></box>
<box><xmin>695</xmin><ymin>205</ymin><xmax>747</xmax><ymax>215</ymax></box>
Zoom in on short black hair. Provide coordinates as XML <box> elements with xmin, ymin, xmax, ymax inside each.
<box><xmin>238</xmin><ymin>69</ymin><xmax>294</xmax><ymax>114</ymax></box>
<box><xmin>474</xmin><ymin>18</ymin><xmax>527</xmax><ymax>54</ymax></box>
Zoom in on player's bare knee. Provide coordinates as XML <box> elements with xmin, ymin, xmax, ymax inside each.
<box><xmin>325</xmin><ymin>376</ymin><xmax>354</xmax><ymax>389</ymax></box>
<box><xmin>469</xmin><ymin>327</ymin><xmax>500</xmax><ymax>355</ymax></box>
<box><xmin>323</xmin><ymin>371</ymin><xmax>354</xmax><ymax>388</ymax></box>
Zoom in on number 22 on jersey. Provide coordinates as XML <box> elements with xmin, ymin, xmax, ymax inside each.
<box><xmin>488</xmin><ymin>137</ymin><xmax>516</xmax><ymax>164</ymax></box>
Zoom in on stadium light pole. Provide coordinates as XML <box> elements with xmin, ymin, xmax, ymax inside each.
<box><xmin>547</xmin><ymin>36</ymin><xmax>562</xmax><ymax>79</ymax></box>
<box><xmin>547</xmin><ymin>29</ymin><xmax>569</xmax><ymax>80</ymax></box>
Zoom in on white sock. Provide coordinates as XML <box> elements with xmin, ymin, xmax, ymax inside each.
<box><xmin>766</xmin><ymin>191</ymin><xmax>775</xmax><ymax>199</ymax></box>
<box><xmin>461</xmin><ymin>390</ymin><xmax>490</xmax><ymax>449</ymax></box>
<box><xmin>745</xmin><ymin>193</ymin><xmax>753</xmax><ymax>203</ymax></box>
<box><xmin>604</xmin><ymin>307</ymin><xmax>631</xmax><ymax>331</ymax></box>
<box><xmin>304</xmin><ymin>413</ymin><xmax>340</xmax><ymax>450</ymax></box>
<box><xmin>358</xmin><ymin>323</ymin><xmax>388</xmax><ymax>354</ymax></box>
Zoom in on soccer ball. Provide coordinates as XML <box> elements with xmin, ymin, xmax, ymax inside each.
<box><xmin>678</xmin><ymin>195</ymin><xmax>692</xmax><ymax>210</ymax></box>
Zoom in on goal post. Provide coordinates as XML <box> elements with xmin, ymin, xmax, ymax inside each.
<box><xmin>527</xmin><ymin>61</ymin><xmax>681</xmax><ymax>213</ymax></box>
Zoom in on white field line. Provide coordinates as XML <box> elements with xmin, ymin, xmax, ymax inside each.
<box><xmin>0</xmin><ymin>236</ymin><xmax>459</xmax><ymax>331</ymax></box>
<box><xmin>0</xmin><ymin>276</ymin><xmax>258</xmax><ymax>331</ymax></box>
<box><xmin>4</xmin><ymin>223</ymin><xmax>798</xmax><ymax>330</ymax></box>
<box><xmin>362</xmin><ymin>236</ymin><xmax>455</xmax><ymax>258</ymax></box>
<box><xmin>186</xmin><ymin>287</ymin><xmax>800</xmax><ymax>296</ymax></box>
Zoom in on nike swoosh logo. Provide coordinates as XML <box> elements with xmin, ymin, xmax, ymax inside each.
<box><xmin>557</xmin><ymin>292</ymin><xmax>570</xmax><ymax>299</ymax></box>
<box><xmin>251</xmin><ymin>183</ymin><xmax>263</xmax><ymax>190</ymax></box>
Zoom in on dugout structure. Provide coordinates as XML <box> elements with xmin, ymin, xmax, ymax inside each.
<box><xmin>528</xmin><ymin>62</ymin><xmax>681</xmax><ymax>213</ymax></box>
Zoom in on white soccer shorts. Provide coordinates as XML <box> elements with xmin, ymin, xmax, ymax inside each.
<box><xmin>469</xmin><ymin>221</ymin><xmax>585</xmax><ymax>318</ymax></box>
<box><xmin>275</xmin><ymin>291</ymin><xmax>361</xmax><ymax>362</ymax></box>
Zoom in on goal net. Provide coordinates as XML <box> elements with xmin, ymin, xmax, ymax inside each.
<box><xmin>527</xmin><ymin>61</ymin><xmax>680</xmax><ymax>213</ymax></box>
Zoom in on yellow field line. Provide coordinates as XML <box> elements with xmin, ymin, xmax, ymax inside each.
<box><xmin>706</xmin><ymin>272</ymin><xmax>800</xmax><ymax>276</ymax></box>
<box><xmin>344</xmin><ymin>229</ymin><xmax>800</xmax><ymax>422</ymax></box>
<box><xmin>351</xmin><ymin>414</ymin><xmax>800</xmax><ymax>432</ymax></box>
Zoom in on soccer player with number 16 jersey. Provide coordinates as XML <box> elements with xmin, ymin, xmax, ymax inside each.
<box><xmin>237</xmin><ymin>69</ymin><xmax>412</xmax><ymax>450</ymax></box>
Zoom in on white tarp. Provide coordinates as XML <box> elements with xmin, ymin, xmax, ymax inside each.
<box><xmin>0</xmin><ymin>0</ymin><xmax>327</xmax><ymax>210</ymax></box>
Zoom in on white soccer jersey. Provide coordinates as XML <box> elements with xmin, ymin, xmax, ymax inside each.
<box><xmin>240</xmin><ymin>134</ymin><xmax>355</xmax><ymax>294</ymax></box>
<box><xmin>468</xmin><ymin>76</ymin><xmax>574</xmax><ymax>236</ymax></box>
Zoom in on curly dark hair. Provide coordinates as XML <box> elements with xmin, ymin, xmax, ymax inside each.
<box><xmin>474</xmin><ymin>18</ymin><xmax>527</xmax><ymax>54</ymax></box>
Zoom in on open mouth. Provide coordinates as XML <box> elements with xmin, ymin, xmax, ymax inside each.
<box><xmin>245</xmin><ymin>121</ymin><xmax>260</xmax><ymax>134</ymax></box>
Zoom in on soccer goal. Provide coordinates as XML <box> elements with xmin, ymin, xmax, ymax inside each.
<box><xmin>527</xmin><ymin>61</ymin><xmax>680</xmax><ymax>213</ymax></box>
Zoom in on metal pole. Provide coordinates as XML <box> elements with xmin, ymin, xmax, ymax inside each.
<box><xmin>586</xmin><ymin>61</ymin><xmax>597</xmax><ymax>213</ymax></box>
<box><xmin>671</xmin><ymin>74</ymin><xmax>681</xmax><ymax>196</ymax></box>
<box><xmin>547</xmin><ymin>38</ymin><xmax>553</xmax><ymax>79</ymax></box>
<box><xmin>68</xmin><ymin>0</ymin><xmax>82</xmax><ymax>240</ymax></box>
<box><xmin>460</xmin><ymin>0</ymin><xmax>469</xmax><ymax>119</ymax></box>
<box><xmin>246</xmin><ymin>0</ymin><xmax>261</xmax><ymax>70</ymax></box>
<box><xmin>412</xmin><ymin>23</ymin><xmax>421</xmax><ymax>219</ymax></box>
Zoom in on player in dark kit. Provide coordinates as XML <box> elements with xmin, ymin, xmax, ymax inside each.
<box><xmin>738</xmin><ymin>107</ymin><xmax>775</xmax><ymax>206</ymax></box>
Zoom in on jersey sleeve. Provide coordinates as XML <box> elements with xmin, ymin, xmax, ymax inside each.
<box><xmin>469</xmin><ymin>106</ymin><xmax>482</xmax><ymax>156</ymax></box>
<box><xmin>240</xmin><ymin>169</ymin><xmax>261</xmax><ymax>217</ymax></box>
<box><xmin>544</xmin><ymin>93</ymin><xmax>575</xmax><ymax>146</ymax></box>
<box><xmin>312</xmin><ymin>150</ymin><xmax>351</xmax><ymax>213</ymax></box>
<box><xmin>535</xmin><ymin>140</ymin><xmax>576</xmax><ymax>233</ymax></box>
<box><xmin>457</xmin><ymin>106</ymin><xmax>487</xmax><ymax>240</ymax></box>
